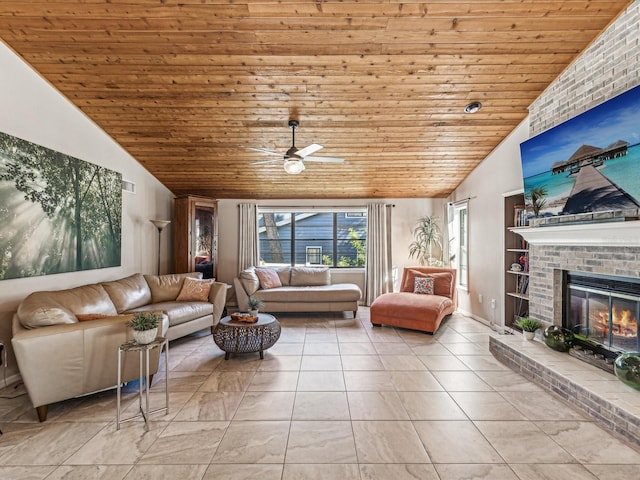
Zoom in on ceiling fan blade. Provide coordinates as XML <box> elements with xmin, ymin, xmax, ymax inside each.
<box><xmin>303</xmin><ymin>156</ymin><xmax>345</xmax><ymax>163</ymax></box>
<box><xmin>251</xmin><ymin>158</ymin><xmax>282</xmax><ymax>165</ymax></box>
<box><xmin>296</xmin><ymin>143</ymin><xmax>323</xmax><ymax>158</ymax></box>
<box><xmin>248</xmin><ymin>147</ymin><xmax>281</xmax><ymax>156</ymax></box>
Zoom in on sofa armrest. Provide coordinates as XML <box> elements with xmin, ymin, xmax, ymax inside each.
<box><xmin>233</xmin><ymin>277</ymin><xmax>249</xmax><ymax>312</ymax></box>
<box><xmin>12</xmin><ymin>314</ymin><xmax>168</xmax><ymax>409</ymax></box>
<box><xmin>209</xmin><ymin>281</ymin><xmax>228</xmax><ymax>325</ymax></box>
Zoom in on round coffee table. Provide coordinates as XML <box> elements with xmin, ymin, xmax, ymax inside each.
<box><xmin>213</xmin><ymin>313</ymin><xmax>281</xmax><ymax>360</ymax></box>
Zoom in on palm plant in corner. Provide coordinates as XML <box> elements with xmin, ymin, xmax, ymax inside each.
<box><xmin>126</xmin><ymin>311</ymin><xmax>161</xmax><ymax>345</ymax></box>
<box><xmin>409</xmin><ymin>215</ymin><xmax>443</xmax><ymax>266</ymax></box>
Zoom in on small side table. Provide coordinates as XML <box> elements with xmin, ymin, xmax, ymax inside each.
<box><xmin>116</xmin><ymin>337</ymin><xmax>169</xmax><ymax>430</ymax></box>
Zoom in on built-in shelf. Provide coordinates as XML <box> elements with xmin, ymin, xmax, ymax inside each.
<box><xmin>507</xmin><ymin>292</ymin><xmax>529</xmax><ymax>300</ymax></box>
<box><xmin>507</xmin><ymin>270</ymin><xmax>529</xmax><ymax>276</ymax></box>
<box><xmin>504</xmin><ymin>192</ymin><xmax>529</xmax><ymax>328</ymax></box>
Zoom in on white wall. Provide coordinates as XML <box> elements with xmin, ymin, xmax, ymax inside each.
<box><xmin>216</xmin><ymin>197</ymin><xmax>440</xmax><ymax>298</ymax></box>
<box><xmin>0</xmin><ymin>43</ymin><xmax>174</xmax><ymax>381</ymax></box>
<box><xmin>445</xmin><ymin>118</ymin><xmax>529</xmax><ymax>325</ymax></box>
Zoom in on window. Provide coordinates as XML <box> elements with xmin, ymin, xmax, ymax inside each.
<box><xmin>305</xmin><ymin>246</ymin><xmax>322</xmax><ymax>265</ymax></box>
<box><xmin>257</xmin><ymin>209</ymin><xmax>367</xmax><ymax>267</ymax></box>
<box><xmin>448</xmin><ymin>202</ymin><xmax>469</xmax><ymax>290</ymax></box>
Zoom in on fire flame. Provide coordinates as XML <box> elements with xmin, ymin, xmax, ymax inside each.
<box><xmin>596</xmin><ymin>306</ymin><xmax>637</xmax><ymax>337</ymax></box>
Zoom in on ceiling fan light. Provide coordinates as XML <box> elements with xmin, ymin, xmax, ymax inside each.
<box><xmin>283</xmin><ymin>159</ymin><xmax>305</xmax><ymax>174</ymax></box>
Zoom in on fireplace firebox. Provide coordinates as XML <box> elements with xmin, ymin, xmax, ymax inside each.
<box><xmin>563</xmin><ymin>271</ymin><xmax>640</xmax><ymax>359</ymax></box>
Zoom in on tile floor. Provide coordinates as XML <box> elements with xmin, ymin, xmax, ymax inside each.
<box><xmin>1</xmin><ymin>308</ymin><xmax>640</xmax><ymax>480</ymax></box>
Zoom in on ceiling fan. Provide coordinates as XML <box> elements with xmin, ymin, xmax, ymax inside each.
<box><xmin>249</xmin><ymin>120</ymin><xmax>345</xmax><ymax>174</ymax></box>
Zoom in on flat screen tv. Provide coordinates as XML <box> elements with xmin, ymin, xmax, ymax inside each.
<box><xmin>519</xmin><ymin>84</ymin><xmax>640</xmax><ymax>224</ymax></box>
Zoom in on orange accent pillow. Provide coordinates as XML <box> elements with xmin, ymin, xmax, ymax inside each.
<box><xmin>76</xmin><ymin>313</ymin><xmax>131</xmax><ymax>322</ymax></box>
<box><xmin>176</xmin><ymin>277</ymin><xmax>213</xmax><ymax>302</ymax></box>
<box><xmin>402</xmin><ymin>270</ymin><xmax>453</xmax><ymax>297</ymax></box>
<box><xmin>255</xmin><ymin>267</ymin><xmax>283</xmax><ymax>290</ymax></box>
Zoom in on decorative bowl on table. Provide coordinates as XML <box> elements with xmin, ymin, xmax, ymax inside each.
<box><xmin>231</xmin><ymin>312</ymin><xmax>259</xmax><ymax>323</ymax></box>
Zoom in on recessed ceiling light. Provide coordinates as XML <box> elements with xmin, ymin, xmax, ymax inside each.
<box><xmin>464</xmin><ymin>101</ymin><xmax>482</xmax><ymax>114</ymax></box>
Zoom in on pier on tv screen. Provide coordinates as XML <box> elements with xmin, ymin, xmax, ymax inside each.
<box><xmin>519</xmin><ymin>84</ymin><xmax>640</xmax><ymax>223</ymax></box>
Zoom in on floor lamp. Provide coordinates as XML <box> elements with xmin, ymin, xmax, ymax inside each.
<box><xmin>150</xmin><ymin>219</ymin><xmax>171</xmax><ymax>275</ymax></box>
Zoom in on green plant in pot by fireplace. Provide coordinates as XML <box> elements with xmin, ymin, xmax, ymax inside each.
<box><xmin>126</xmin><ymin>311</ymin><xmax>161</xmax><ymax>344</ymax></box>
<box><xmin>515</xmin><ymin>317</ymin><xmax>543</xmax><ymax>341</ymax></box>
<box><xmin>247</xmin><ymin>296</ymin><xmax>264</xmax><ymax>316</ymax></box>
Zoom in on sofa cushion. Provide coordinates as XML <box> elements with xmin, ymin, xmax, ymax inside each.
<box><xmin>290</xmin><ymin>266</ymin><xmax>331</xmax><ymax>286</ymax></box>
<box><xmin>176</xmin><ymin>277</ymin><xmax>213</xmax><ymax>302</ymax></box>
<box><xmin>126</xmin><ymin>302</ymin><xmax>213</xmax><ymax>327</ymax></box>
<box><xmin>239</xmin><ymin>267</ymin><xmax>260</xmax><ymax>295</ymax></box>
<box><xmin>414</xmin><ymin>277</ymin><xmax>434</xmax><ymax>294</ymax></box>
<box><xmin>255</xmin><ymin>267</ymin><xmax>282</xmax><ymax>289</ymax></box>
<box><xmin>144</xmin><ymin>272</ymin><xmax>201</xmax><ymax>303</ymax></box>
<box><xmin>275</xmin><ymin>266</ymin><xmax>291</xmax><ymax>286</ymax></box>
<box><xmin>252</xmin><ymin>283</ymin><xmax>361</xmax><ymax>303</ymax></box>
<box><xmin>102</xmin><ymin>273</ymin><xmax>152</xmax><ymax>313</ymax></box>
<box><xmin>17</xmin><ymin>284</ymin><xmax>118</xmax><ymax>329</ymax></box>
<box><xmin>402</xmin><ymin>270</ymin><xmax>454</xmax><ymax>297</ymax></box>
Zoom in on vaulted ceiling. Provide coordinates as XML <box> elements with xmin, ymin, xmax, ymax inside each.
<box><xmin>0</xmin><ymin>1</ymin><xmax>631</xmax><ymax>199</ymax></box>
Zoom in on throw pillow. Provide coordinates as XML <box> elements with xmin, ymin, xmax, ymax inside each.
<box><xmin>239</xmin><ymin>267</ymin><xmax>260</xmax><ymax>295</ymax></box>
<box><xmin>76</xmin><ymin>313</ymin><xmax>135</xmax><ymax>323</ymax></box>
<box><xmin>176</xmin><ymin>277</ymin><xmax>213</xmax><ymax>302</ymax></box>
<box><xmin>401</xmin><ymin>269</ymin><xmax>453</xmax><ymax>297</ymax></box>
<box><xmin>414</xmin><ymin>277</ymin><xmax>435</xmax><ymax>294</ymax></box>
<box><xmin>255</xmin><ymin>267</ymin><xmax>282</xmax><ymax>289</ymax></box>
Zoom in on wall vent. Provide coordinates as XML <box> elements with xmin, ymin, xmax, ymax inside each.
<box><xmin>122</xmin><ymin>179</ymin><xmax>136</xmax><ymax>194</ymax></box>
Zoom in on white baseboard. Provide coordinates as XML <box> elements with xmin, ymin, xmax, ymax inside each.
<box><xmin>455</xmin><ymin>308</ymin><xmax>502</xmax><ymax>332</ymax></box>
<box><xmin>0</xmin><ymin>373</ymin><xmax>23</xmax><ymax>392</ymax></box>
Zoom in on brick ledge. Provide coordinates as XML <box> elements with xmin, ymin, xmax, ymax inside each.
<box><xmin>490</xmin><ymin>335</ymin><xmax>640</xmax><ymax>448</ymax></box>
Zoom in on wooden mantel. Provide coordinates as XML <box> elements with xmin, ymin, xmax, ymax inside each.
<box><xmin>510</xmin><ymin>220</ymin><xmax>640</xmax><ymax>247</ymax></box>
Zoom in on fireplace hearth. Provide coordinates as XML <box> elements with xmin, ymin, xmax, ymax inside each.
<box><xmin>563</xmin><ymin>271</ymin><xmax>640</xmax><ymax>361</ymax></box>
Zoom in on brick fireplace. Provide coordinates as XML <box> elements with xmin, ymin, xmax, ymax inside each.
<box><xmin>490</xmin><ymin>220</ymin><xmax>640</xmax><ymax>448</ymax></box>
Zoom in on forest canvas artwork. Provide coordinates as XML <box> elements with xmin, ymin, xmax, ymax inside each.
<box><xmin>0</xmin><ymin>131</ymin><xmax>122</xmax><ymax>280</ymax></box>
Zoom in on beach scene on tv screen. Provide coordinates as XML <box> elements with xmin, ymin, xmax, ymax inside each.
<box><xmin>519</xmin><ymin>84</ymin><xmax>640</xmax><ymax>221</ymax></box>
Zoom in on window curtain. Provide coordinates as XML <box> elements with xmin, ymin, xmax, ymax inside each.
<box><xmin>364</xmin><ymin>203</ymin><xmax>393</xmax><ymax>305</ymax></box>
<box><xmin>443</xmin><ymin>201</ymin><xmax>453</xmax><ymax>267</ymax></box>
<box><xmin>237</xmin><ymin>203</ymin><xmax>259</xmax><ymax>272</ymax></box>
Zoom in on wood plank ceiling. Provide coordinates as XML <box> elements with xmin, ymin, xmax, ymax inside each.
<box><xmin>0</xmin><ymin>1</ymin><xmax>631</xmax><ymax>199</ymax></box>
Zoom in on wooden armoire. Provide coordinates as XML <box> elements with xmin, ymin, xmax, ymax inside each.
<box><xmin>173</xmin><ymin>195</ymin><xmax>218</xmax><ymax>279</ymax></box>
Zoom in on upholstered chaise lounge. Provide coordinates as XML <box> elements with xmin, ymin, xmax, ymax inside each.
<box><xmin>370</xmin><ymin>267</ymin><xmax>456</xmax><ymax>334</ymax></box>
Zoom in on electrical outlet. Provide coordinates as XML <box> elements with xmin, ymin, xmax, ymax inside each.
<box><xmin>490</xmin><ymin>298</ymin><xmax>496</xmax><ymax>309</ymax></box>
<box><xmin>478</xmin><ymin>294</ymin><xmax>483</xmax><ymax>304</ymax></box>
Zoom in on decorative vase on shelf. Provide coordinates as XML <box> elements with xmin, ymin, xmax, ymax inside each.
<box><xmin>614</xmin><ymin>352</ymin><xmax>640</xmax><ymax>390</ymax></box>
<box><xmin>133</xmin><ymin>329</ymin><xmax>157</xmax><ymax>345</ymax></box>
<box><xmin>543</xmin><ymin>325</ymin><xmax>574</xmax><ymax>352</ymax></box>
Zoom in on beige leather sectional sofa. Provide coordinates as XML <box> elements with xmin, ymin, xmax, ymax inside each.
<box><xmin>234</xmin><ymin>266</ymin><xmax>362</xmax><ymax>316</ymax></box>
<box><xmin>12</xmin><ymin>272</ymin><xmax>227</xmax><ymax>421</ymax></box>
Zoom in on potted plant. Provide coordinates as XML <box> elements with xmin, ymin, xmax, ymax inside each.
<box><xmin>126</xmin><ymin>311</ymin><xmax>161</xmax><ymax>344</ymax></box>
<box><xmin>408</xmin><ymin>215</ymin><xmax>443</xmax><ymax>266</ymax></box>
<box><xmin>515</xmin><ymin>317</ymin><xmax>543</xmax><ymax>340</ymax></box>
<box><xmin>247</xmin><ymin>296</ymin><xmax>263</xmax><ymax>316</ymax></box>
